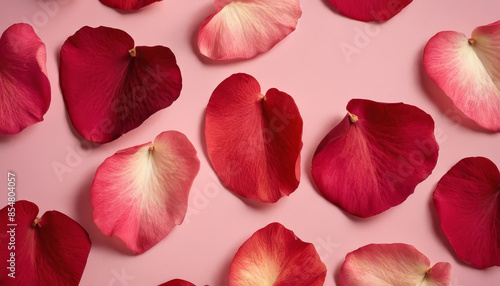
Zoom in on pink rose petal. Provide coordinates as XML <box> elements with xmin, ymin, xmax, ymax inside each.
<box><xmin>328</xmin><ymin>0</ymin><xmax>413</xmax><ymax>22</ymax></box>
<box><xmin>100</xmin><ymin>0</ymin><xmax>162</xmax><ymax>10</ymax></box>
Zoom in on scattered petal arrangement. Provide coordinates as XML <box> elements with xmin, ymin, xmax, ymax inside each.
<box><xmin>0</xmin><ymin>23</ymin><xmax>50</xmax><ymax>135</ymax></box>
<box><xmin>0</xmin><ymin>0</ymin><xmax>498</xmax><ymax>285</ymax></box>
<box><xmin>0</xmin><ymin>201</ymin><xmax>91</xmax><ymax>285</ymax></box>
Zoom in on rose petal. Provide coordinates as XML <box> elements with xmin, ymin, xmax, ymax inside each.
<box><xmin>312</xmin><ymin>99</ymin><xmax>439</xmax><ymax>217</ymax></box>
<box><xmin>328</xmin><ymin>0</ymin><xmax>412</xmax><ymax>22</ymax></box>
<box><xmin>100</xmin><ymin>0</ymin><xmax>162</xmax><ymax>10</ymax></box>
<box><xmin>229</xmin><ymin>222</ymin><xmax>326</xmax><ymax>285</ymax></box>
<box><xmin>91</xmin><ymin>131</ymin><xmax>200</xmax><ymax>254</ymax></box>
<box><xmin>159</xmin><ymin>279</ymin><xmax>196</xmax><ymax>286</ymax></box>
<box><xmin>339</xmin><ymin>243</ymin><xmax>451</xmax><ymax>286</ymax></box>
<box><xmin>423</xmin><ymin>21</ymin><xmax>500</xmax><ymax>131</ymax></box>
<box><xmin>0</xmin><ymin>23</ymin><xmax>50</xmax><ymax>134</ymax></box>
<box><xmin>205</xmin><ymin>73</ymin><xmax>303</xmax><ymax>203</ymax></box>
<box><xmin>433</xmin><ymin>157</ymin><xmax>500</xmax><ymax>269</ymax></box>
<box><xmin>60</xmin><ymin>26</ymin><xmax>182</xmax><ymax>143</ymax></box>
<box><xmin>0</xmin><ymin>200</ymin><xmax>91</xmax><ymax>285</ymax></box>
<box><xmin>198</xmin><ymin>0</ymin><xmax>302</xmax><ymax>60</ymax></box>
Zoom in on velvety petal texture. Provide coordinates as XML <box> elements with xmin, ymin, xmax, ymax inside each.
<box><xmin>159</xmin><ymin>279</ymin><xmax>196</xmax><ymax>286</ymax></box>
<box><xmin>0</xmin><ymin>201</ymin><xmax>91</xmax><ymax>285</ymax></box>
<box><xmin>433</xmin><ymin>157</ymin><xmax>500</xmax><ymax>269</ymax></box>
<box><xmin>60</xmin><ymin>26</ymin><xmax>182</xmax><ymax>143</ymax></box>
<box><xmin>328</xmin><ymin>0</ymin><xmax>412</xmax><ymax>21</ymax></box>
<box><xmin>91</xmin><ymin>131</ymin><xmax>200</xmax><ymax>254</ymax></box>
<box><xmin>339</xmin><ymin>243</ymin><xmax>451</xmax><ymax>286</ymax></box>
<box><xmin>100</xmin><ymin>0</ymin><xmax>162</xmax><ymax>10</ymax></box>
<box><xmin>198</xmin><ymin>0</ymin><xmax>302</xmax><ymax>60</ymax></box>
<box><xmin>229</xmin><ymin>222</ymin><xmax>326</xmax><ymax>286</ymax></box>
<box><xmin>312</xmin><ymin>99</ymin><xmax>439</xmax><ymax>217</ymax></box>
<box><xmin>424</xmin><ymin>21</ymin><xmax>500</xmax><ymax>131</ymax></box>
<box><xmin>205</xmin><ymin>73</ymin><xmax>303</xmax><ymax>203</ymax></box>
<box><xmin>0</xmin><ymin>23</ymin><xmax>50</xmax><ymax>134</ymax></box>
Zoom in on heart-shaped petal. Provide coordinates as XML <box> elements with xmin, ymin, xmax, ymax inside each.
<box><xmin>0</xmin><ymin>23</ymin><xmax>50</xmax><ymax>134</ymax></box>
<box><xmin>328</xmin><ymin>0</ymin><xmax>413</xmax><ymax>22</ymax></box>
<box><xmin>312</xmin><ymin>99</ymin><xmax>439</xmax><ymax>217</ymax></box>
<box><xmin>433</xmin><ymin>157</ymin><xmax>500</xmax><ymax>269</ymax></box>
<box><xmin>159</xmin><ymin>279</ymin><xmax>196</xmax><ymax>286</ymax></box>
<box><xmin>339</xmin><ymin>243</ymin><xmax>451</xmax><ymax>286</ymax></box>
<box><xmin>0</xmin><ymin>200</ymin><xmax>91</xmax><ymax>285</ymax></box>
<box><xmin>198</xmin><ymin>0</ymin><xmax>302</xmax><ymax>60</ymax></box>
<box><xmin>205</xmin><ymin>73</ymin><xmax>303</xmax><ymax>203</ymax></box>
<box><xmin>100</xmin><ymin>0</ymin><xmax>162</xmax><ymax>10</ymax></box>
<box><xmin>424</xmin><ymin>20</ymin><xmax>500</xmax><ymax>131</ymax></box>
<box><xmin>91</xmin><ymin>131</ymin><xmax>200</xmax><ymax>254</ymax></box>
<box><xmin>60</xmin><ymin>26</ymin><xmax>182</xmax><ymax>143</ymax></box>
<box><xmin>229</xmin><ymin>222</ymin><xmax>326</xmax><ymax>286</ymax></box>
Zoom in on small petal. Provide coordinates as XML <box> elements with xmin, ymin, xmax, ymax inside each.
<box><xmin>0</xmin><ymin>23</ymin><xmax>50</xmax><ymax>134</ymax></box>
<box><xmin>229</xmin><ymin>222</ymin><xmax>326</xmax><ymax>286</ymax></box>
<box><xmin>328</xmin><ymin>0</ymin><xmax>413</xmax><ymax>22</ymax></box>
<box><xmin>433</xmin><ymin>157</ymin><xmax>500</xmax><ymax>269</ymax></box>
<box><xmin>0</xmin><ymin>201</ymin><xmax>91</xmax><ymax>285</ymax></box>
<box><xmin>198</xmin><ymin>0</ymin><xmax>302</xmax><ymax>60</ymax></box>
<box><xmin>100</xmin><ymin>0</ymin><xmax>162</xmax><ymax>10</ymax></box>
<box><xmin>312</xmin><ymin>99</ymin><xmax>439</xmax><ymax>217</ymax></box>
<box><xmin>60</xmin><ymin>26</ymin><xmax>182</xmax><ymax>143</ymax></box>
<box><xmin>423</xmin><ymin>20</ymin><xmax>500</xmax><ymax>131</ymax></box>
<box><xmin>205</xmin><ymin>73</ymin><xmax>303</xmax><ymax>203</ymax></box>
<box><xmin>91</xmin><ymin>131</ymin><xmax>200</xmax><ymax>254</ymax></box>
<box><xmin>339</xmin><ymin>243</ymin><xmax>451</xmax><ymax>286</ymax></box>
<box><xmin>159</xmin><ymin>279</ymin><xmax>196</xmax><ymax>286</ymax></box>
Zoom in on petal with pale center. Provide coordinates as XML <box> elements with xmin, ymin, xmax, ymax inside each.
<box><xmin>205</xmin><ymin>73</ymin><xmax>303</xmax><ymax>203</ymax></box>
<box><xmin>229</xmin><ymin>222</ymin><xmax>327</xmax><ymax>286</ymax></box>
<box><xmin>198</xmin><ymin>0</ymin><xmax>302</xmax><ymax>60</ymax></box>
<box><xmin>423</xmin><ymin>21</ymin><xmax>500</xmax><ymax>131</ymax></box>
<box><xmin>91</xmin><ymin>131</ymin><xmax>200</xmax><ymax>254</ymax></box>
<box><xmin>433</xmin><ymin>157</ymin><xmax>500</xmax><ymax>269</ymax></box>
<box><xmin>0</xmin><ymin>23</ymin><xmax>50</xmax><ymax>134</ymax></box>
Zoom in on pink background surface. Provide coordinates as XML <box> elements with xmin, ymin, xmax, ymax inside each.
<box><xmin>1</xmin><ymin>0</ymin><xmax>500</xmax><ymax>285</ymax></box>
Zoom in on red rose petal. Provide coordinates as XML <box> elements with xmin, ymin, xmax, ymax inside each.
<box><xmin>198</xmin><ymin>0</ymin><xmax>302</xmax><ymax>60</ymax></box>
<box><xmin>312</xmin><ymin>99</ymin><xmax>439</xmax><ymax>217</ymax></box>
<box><xmin>328</xmin><ymin>0</ymin><xmax>412</xmax><ymax>22</ymax></box>
<box><xmin>205</xmin><ymin>73</ymin><xmax>303</xmax><ymax>203</ymax></box>
<box><xmin>0</xmin><ymin>201</ymin><xmax>91</xmax><ymax>285</ymax></box>
<box><xmin>60</xmin><ymin>26</ymin><xmax>182</xmax><ymax>143</ymax></box>
<box><xmin>423</xmin><ymin>21</ymin><xmax>500</xmax><ymax>131</ymax></box>
<box><xmin>0</xmin><ymin>23</ymin><xmax>50</xmax><ymax>134</ymax></box>
<box><xmin>91</xmin><ymin>131</ymin><xmax>200</xmax><ymax>254</ymax></box>
<box><xmin>229</xmin><ymin>222</ymin><xmax>326</xmax><ymax>285</ymax></box>
<box><xmin>433</xmin><ymin>157</ymin><xmax>500</xmax><ymax>269</ymax></box>
<box><xmin>339</xmin><ymin>243</ymin><xmax>451</xmax><ymax>285</ymax></box>
<box><xmin>159</xmin><ymin>279</ymin><xmax>196</xmax><ymax>286</ymax></box>
<box><xmin>100</xmin><ymin>0</ymin><xmax>162</xmax><ymax>10</ymax></box>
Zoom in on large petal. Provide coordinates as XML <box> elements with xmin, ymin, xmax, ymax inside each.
<box><xmin>0</xmin><ymin>200</ymin><xmax>91</xmax><ymax>285</ymax></box>
<box><xmin>60</xmin><ymin>26</ymin><xmax>182</xmax><ymax>143</ymax></box>
<box><xmin>100</xmin><ymin>0</ymin><xmax>162</xmax><ymax>10</ymax></box>
<box><xmin>0</xmin><ymin>23</ymin><xmax>50</xmax><ymax>134</ymax></box>
<box><xmin>339</xmin><ymin>243</ymin><xmax>451</xmax><ymax>286</ymax></box>
<box><xmin>312</xmin><ymin>99</ymin><xmax>439</xmax><ymax>217</ymax></box>
<box><xmin>423</xmin><ymin>21</ymin><xmax>500</xmax><ymax>131</ymax></box>
<box><xmin>433</xmin><ymin>157</ymin><xmax>500</xmax><ymax>269</ymax></box>
<box><xmin>159</xmin><ymin>279</ymin><xmax>196</xmax><ymax>286</ymax></box>
<box><xmin>229</xmin><ymin>222</ymin><xmax>326</xmax><ymax>286</ymax></box>
<box><xmin>327</xmin><ymin>0</ymin><xmax>412</xmax><ymax>22</ymax></box>
<box><xmin>205</xmin><ymin>73</ymin><xmax>303</xmax><ymax>203</ymax></box>
<box><xmin>198</xmin><ymin>0</ymin><xmax>302</xmax><ymax>60</ymax></box>
<box><xmin>91</xmin><ymin>131</ymin><xmax>200</xmax><ymax>254</ymax></box>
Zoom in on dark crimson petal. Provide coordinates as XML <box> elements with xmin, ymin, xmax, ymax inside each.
<box><xmin>0</xmin><ymin>201</ymin><xmax>91</xmax><ymax>285</ymax></box>
<box><xmin>312</xmin><ymin>99</ymin><xmax>439</xmax><ymax>217</ymax></box>
<box><xmin>229</xmin><ymin>222</ymin><xmax>326</xmax><ymax>285</ymax></box>
<box><xmin>328</xmin><ymin>0</ymin><xmax>413</xmax><ymax>22</ymax></box>
<box><xmin>100</xmin><ymin>0</ymin><xmax>162</xmax><ymax>10</ymax></box>
<box><xmin>159</xmin><ymin>279</ymin><xmax>196</xmax><ymax>286</ymax></box>
<box><xmin>60</xmin><ymin>26</ymin><xmax>182</xmax><ymax>143</ymax></box>
<box><xmin>433</xmin><ymin>157</ymin><xmax>500</xmax><ymax>269</ymax></box>
<box><xmin>0</xmin><ymin>23</ymin><xmax>50</xmax><ymax>134</ymax></box>
<box><xmin>205</xmin><ymin>73</ymin><xmax>303</xmax><ymax>203</ymax></box>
